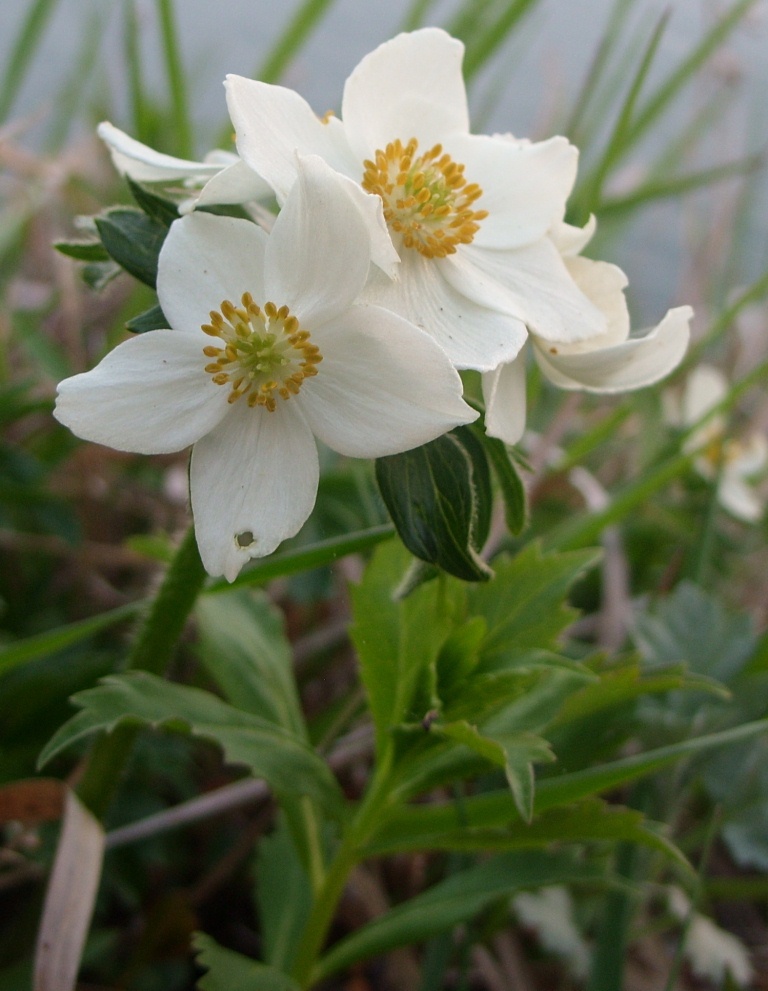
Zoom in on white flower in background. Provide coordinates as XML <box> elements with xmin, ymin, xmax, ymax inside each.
<box><xmin>98</xmin><ymin>121</ymin><xmax>270</xmax><ymax>215</ymax></box>
<box><xmin>225</xmin><ymin>28</ymin><xmax>609</xmax><ymax>373</ymax></box>
<box><xmin>670</xmin><ymin>364</ymin><xmax>767</xmax><ymax>522</ymax></box>
<box><xmin>55</xmin><ymin>156</ymin><xmax>475</xmax><ymax>580</ymax></box>
<box><xmin>483</xmin><ymin>217</ymin><xmax>693</xmax><ymax>444</ymax></box>
<box><xmin>513</xmin><ymin>886</ymin><xmax>590</xmax><ymax>979</ymax></box>
<box><xmin>668</xmin><ymin>886</ymin><xmax>754</xmax><ymax>988</ymax></box>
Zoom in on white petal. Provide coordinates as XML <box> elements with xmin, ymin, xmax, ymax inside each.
<box><xmin>482</xmin><ymin>350</ymin><xmax>528</xmax><ymax>445</ymax></box>
<box><xmin>342</xmin><ymin>28</ymin><xmax>469</xmax><ymax>159</ymax></box>
<box><xmin>265</xmin><ymin>156</ymin><xmax>371</xmax><ymax>326</ymax></box>
<box><xmin>225</xmin><ymin>76</ymin><xmax>359</xmax><ymax>202</ymax></box>
<box><xmin>534</xmin><ymin>306</ymin><xmax>693</xmax><ymax>392</ymax></box>
<box><xmin>296</xmin><ymin>303</ymin><xmax>475</xmax><ymax>457</ymax></box>
<box><xmin>190</xmin><ymin>400</ymin><xmax>319</xmax><ymax>580</ymax></box>
<box><xmin>447</xmin><ymin>134</ymin><xmax>578</xmax><ymax>249</ymax></box>
<box><xmin>193</xmin><ymin>159</ymin><xmax>272</xmax><ymax>209</ymax></box>
<box><xmin>97</xmin><ymin>122</ymin><xmax>223</xmax><ymax>182</ymax></box>
<box><xmin>157</xmin><ymin>213</ymin><xmax>267</xmax><ymax>333</ymax></box>
<box><xmin>718</xmin><ymin>470</ymin><xmax>764</xmax><ymax>523</ymax></box>
<box><xmin>54</xmin><ymin>331</ymin><xmax>228</xmax><ymax>454</ymax></box>
<box><xmin>731</xmin><ymin>433</ymin><xmax>768</xmax><ymax>477</ymax></box>
<box><xmin>363</xmin><ymin>253</ymin><xmax>527</xmax><ymax>371</ymax></box>
<box><xmin>444</xmin><ymin>240</ymin><xmax>607</xmax><ymax>344</ymax></box>
<box><xmin>683</xmin><ymin>364</ymin><xmax>728</xmax><ymax>423</ymax></box>
<box><xmin>552</xmin><ymin>215</ymin><xmax>597</xmax><ymax>257</ymax></box>
<box><xmin>332</xmin><ymin>173</ymin><xmax>400</xmax><ymax>277</ymax></box>
<box><xmin>557</xmin><ymin>256</ymin><xmax>630</xmax><ymax>349</ymax></box>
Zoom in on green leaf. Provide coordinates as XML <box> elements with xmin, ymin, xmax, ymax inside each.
<box><xmin>195</xmin><ymin>590</ymin><xmax>306</xmax><ymax>737</ymax></box>
<box><xmin>432</xmin><ymin>720</ymin><xmax>554</xmax><ymax>821</ymax></box>
<box><xmin>54</xmin><ymin>240</ymin><xmax>110</xmax><ymax>262</ymax></box>
<box><xmin>483</xmin><ymin>432</ymin><xmax>527</xmax><ymax>534</ymax></box>
<box><xmin>366</xmin><ymin>795</ymin><xmax>688</xmax><ymax>869</ymax></box>
<box><xmin>38</xmin><ymin>672</ymin><xmax>343</xmax><ymax>813</ymax></box>
<box><xmin>82</xmin><ymin>260</ymin><xmax>121</xmax><ymax>291</ymax></box>
<box><xmin>375</xmin><ymin>430</ymin><xmax>493</xmax><ymax>582</ymax></box>
<box><xmin>349</xmin><ymin>541</ymin><xmax>456</xmax><ymax>755</ymax></box>
<box><xmin>193</xmin><ymin>933</ymin><xmax>299</xmax><ymax>991</ymax></box>
<box><xmin>256</xmin><ymin>819</ymin><xmax>313</xmax><ymax>971</ymax></box>
<box><xmin>95</xmin><ymin>208</ymin><xmax>168</xmax><ymax>288</ymax></box>
<box><xmin>125</xmin><ymin>304</ymin><xmax>168</xmax><ymax>334</ymax></box>
<box><xmin>126</xmin><ymin>176</ymin><xmax>181</xmax><ymax>226</ymax></box>
<box><xmin>470</xmin><ymin>543</ymin><xmax>601</xmax><ymax>666</ymax></box>
<box><xmin>313</xmin><ymin>852</ymin><xmax>607</xmax><ymax>981</ymax></box>
<box><xmin>0</xmin><ymin>603</ymin><xmax>140</xmax><ymax>677</ymax></box>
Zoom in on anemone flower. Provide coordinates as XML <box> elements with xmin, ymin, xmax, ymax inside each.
<box><xmin>55</xmin><ymin>156</ymin><xmax>475</xmax><ymax>579</ymax></box>
<box><xmin>673</xmin><ymin>365</ymin><xmax>767</xmax><ymax>523</ymax></box>
<box><xmin>224</xmin><ymin>28</ymin><xmax>608</xmax><ymax>373</ymax></box>
<box><xmin>482</xmin><ymin>218</ymin><xmax>692</xmax><ymax>444</ymax></box>
<box><xmin>97</xmin><ymin>121</ymin><xmax>269</xmax><ymax>214</ymax></box>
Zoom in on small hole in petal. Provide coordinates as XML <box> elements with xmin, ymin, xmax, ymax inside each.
<box><xmin>236</xmin><ymin>530</ymin><xmax>255</xmax><ymax>548</ymax></box>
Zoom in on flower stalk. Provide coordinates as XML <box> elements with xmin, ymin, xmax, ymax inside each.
<box><xmin>76</xmin><ymin>525</ymin><xmax>207</xmax><ymax>819</ymax></box>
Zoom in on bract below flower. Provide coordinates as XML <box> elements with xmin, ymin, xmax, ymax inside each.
<box><xmin>98</xmin><ymin>121</ymin><xmax>270</xmax><ymax>215</ymax></box>
<box><xmin>225</xmin><ymin>28</ymin><xmax>608</xmax><ymax>373</ymax></box>
<box><xmin>483</xmin><ymin>218</ymin><xmax>693</xmax><ymax>444</ymax></box>
<box><xmin>55</xmin><ymin>156</ymin><xmax>475</xmax><ymax>580</ymax></box>
<box><xmin>672</xmin><ymin>365</ymin><xmax>767</xmax><ymax>523</ymax></box>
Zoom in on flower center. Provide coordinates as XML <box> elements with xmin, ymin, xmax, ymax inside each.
<box><xmin>201</xmin><ymin>293</ymin><xmax>322</xmax><ymax>411</ymax></box>
<box><xmin>361</xmin><ymin>137</ymin><xmax>487</xmax><ymax>259</ymax></box>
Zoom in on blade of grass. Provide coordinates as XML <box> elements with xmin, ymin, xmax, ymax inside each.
<box><xmin>565</xmin><ymin>0</ymin><xmax>634</xmax><ymax>143</ymax></box>
<box><xmin>124</xmin><ymin>0</ymin><xmax>152</xmax><ymax>146</ymax></box>
<box><xmin>625</xmin><ymin>0</ymin><xmax>759</xmax><ymax>149</ymax></box>
<box><xmin>155</xmin><ymin>0</ymin><xmax>192</xmax><ymax>157</ymax></box>
<box><xmin>462</xmin><ymin>0</ymin><xmax>543</xmax><ymax>81</ymax></box>
<box><xmin>572</xmin><ymin>11</ymin><xmax>669</xmax><ymax>220</ymax></box>
<box><xmin>683</xmin><ymin>269</ymin><xmax>768</xmax><ymax>368</ymax></box>
<box><xmin>0</xmin><ymin>0</ymin><xmax>61</xmax><ymax>124</ymax></box>
<box><xmin>0</xmin><ymin>525</ymin><xmax>394</xmax><ymax>674</ymax></box>
<box><xmin>257</xmin><ymin>0</ymin><xmax>339</xmax><ymax>84</ymax></box>
<box><xmin>598</xmin><ymin>152</ymin><xmax>765</xmax><ymax>218</ymax></box>
<box><xmin>47</xmin><ymin>0</ymin><xmax>108</xmax><ymax>150</ymax></box>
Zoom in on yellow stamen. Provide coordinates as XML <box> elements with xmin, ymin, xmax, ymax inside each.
<box><xmin>362</xmin><ymin>137</ymin><xmax>487</xmax><ymax>258</ymax></box>
<box><xmin>202</xmin><ymin>294</ymin><xmax>322</xmax><ymax>410</ymax></box>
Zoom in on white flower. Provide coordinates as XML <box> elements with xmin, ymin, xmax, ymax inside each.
<box><xmin>671</xmin><ymin>365</ymin><xmax>767</xmax><ymax>522</ymax></box>
<box><xmin>668</xmin><ymin>886</ymin><xmax>754</xmax><ymax>988</ymax></box>
<box><xmin>55</xmin><ymin>156</ymin><xmax>475</xmax><ymax>580</ymax></box>
<box><xmin>483</xmin><ymin>218</ymin><xmax>692</xmax><ymax>444</ymax></box>
<box><xmin>97</xmin><ymin>121</ymin><xmax>270</xmax><ymax>215</ymax></box>
<box><xmin>513</xmin><ymin>886</ymin><xmax>590</xmax><ymax>979</ymax></box>
<box><xmin>224</xmin><ymin>28</ymin><xmax>609</xmax><ymax>374</ymax></box>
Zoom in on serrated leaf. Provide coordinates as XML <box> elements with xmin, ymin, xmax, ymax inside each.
<box><xmin>432</xmin><ymin>720</ymin><xmax>554</xmax><ymax>821</ymax></box>
<box><xmin>375</xmin><ymin>431</ymin><xmax>493</xmax><ymax>582</ymax></box>
<box><xmin>126</xmin><ymin>176</ymin><xmax>181</xmax><ymax>226</ymax></box>
<box><xmin>95</xmin><ymin>208</ymin><xmax>167</xmax><ymax>288</ymax></box>
<box><xmin>54</xmin><ymin>240</ymin><xmax>110</xmax><ymax>262</ymax></box>
<box><xmin>349</xmin><ymin>541</ymin><xmax>456</xmax><ymax>755</ymax></box>
<box><xmin>314</xmin><ymin>852</ymin><xmax>607</xmax><ymax>981</ymax></box>
<box><xmin>125</xmin><ymin>304</ymin><xmax>168</xmax><ymax>334</ymax></box>
<box><xmin>366</xmin><ymin>795</ymin><xmax>688</xmax><ymax>869</ymax></box>
<box><xmin>193</xmin><ymin>934</ymin><xmax>299</xmax><ymax>991</ymax></box>
<box><xmin>470</xmin><ymin>543</ymin><xmax>601</xmax><ymax>667</ymax></box>
<box><xmin>38</xmin><ymin>672</ymin><xmax>343</xmax><ymax>813</ymax></box>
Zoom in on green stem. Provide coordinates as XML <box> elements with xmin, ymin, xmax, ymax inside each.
<box><xmin>77</xmin><ymin>526</ymin><xmax>206</xmax><ymax>819</ymax></box>
<box><xmin>292</xmin><ymin>748</ymin><xmax>396</xmax><ymax>987</ymax></box>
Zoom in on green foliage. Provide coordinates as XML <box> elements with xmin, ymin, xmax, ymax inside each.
<box><xmin>39</xmin><ymin>671</ymin><xmax>344</xmax><ymax>813</ymax></box>
<box><xmin>313</xmin><ymin>852</ymin><xmax>608</xmax><ymax>981</ymax></box>
<box><xmin>94</xmin><ymin>208</ymin><xmax>167</xmax><ymax>288</ymax></box>
<box><xmin>375</xmin><ymin>428</ymin><xmax>493</xmax><ymax>582</ymax></box>
<box><xmin>193</xmin><ymin>934</ymin><xmax>299</xmax><ymax>991</ymax></box>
